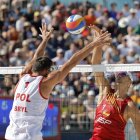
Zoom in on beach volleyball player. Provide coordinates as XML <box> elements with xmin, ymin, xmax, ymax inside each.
<box><xmin>5</xmin><ymin>22</ymin><xmax>111</xmax><ymax>140</ymax></box>
<box><xmin>90</xmin><ymin>25</ymin><xmax>140</xmax><ymax>140</ymax></box>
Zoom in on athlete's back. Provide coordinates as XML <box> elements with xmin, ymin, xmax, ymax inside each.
<box><xmin>5</xmin><ymin>74</ymin><xmax>48</xmax><ymax>140</ymax></box>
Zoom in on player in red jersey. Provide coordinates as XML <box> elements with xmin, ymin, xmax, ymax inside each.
<box><xmin>90</xmin><ymin>25</ymin><xmax>140</xmax><ymax>140</ymax></box>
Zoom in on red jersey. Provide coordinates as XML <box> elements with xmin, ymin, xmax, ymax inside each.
<box><xmin>90</xmin><ymin>94</ymin><xmax>132</xmax><ymax>140</ymax></box>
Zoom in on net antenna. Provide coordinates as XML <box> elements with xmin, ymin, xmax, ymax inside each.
<box><xmin>0</xmin><ymin>64</ymin><xmax>140</xmax><ymax>74</ymax></box>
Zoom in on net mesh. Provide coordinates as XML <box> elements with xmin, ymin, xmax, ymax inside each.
<box><xmin>0</xmin><ymin>64</ymin><xmax>140</xmax><ymax>74</ymax></box>
<box><xmin>0</xmin><ymin>64</ymin><xmax>139</xmax><ymax>140</ymax></box>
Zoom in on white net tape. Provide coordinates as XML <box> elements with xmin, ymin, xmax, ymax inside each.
<box><xmin>0</xmin><ymin>64</ymin><xmax>140</xmax><ymax>74</ymax></box>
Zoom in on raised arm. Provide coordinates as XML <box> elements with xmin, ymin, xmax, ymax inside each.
<box><xmin>91</xmin><ymin>25</ymin><xmax>111</xmax><ymax>104</ymax></box>
<box><xmin>44</xmin><ymin>31</ymin><xmax>111</xmax><ymax>92</ymax></box>
<box><xmin>21</xmin><ymin>23</ymin><xmax>54</xmax><ymax>75</ymax></box>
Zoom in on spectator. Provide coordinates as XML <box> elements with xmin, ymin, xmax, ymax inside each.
<box><xmin>126</xmin><ymin>49</ymin><xmax>136</xmax><ymax>63</ymax></box>
<box><xmin>134</xmin><ymin>1</ymin><xmax>140</xmax><ymax>19</ymax></box>
<box><xmin>77</xmin><ymin>90</ymin><xmax>96</xmax><ymax>130</ymax></box>
<box><xmin>104</xmin><ymin>45</ymin><xmax>120</xmax><ymax>63</ymax></box>
<box><xmin>127</xmin><ymin>8</ymin><xmax>139</xmax><ymax>28</ymax></box>
<box><xmin>16</xmin><ymin>14</ymin><xmax>26</xmax><ymax>32</ymax></box>
<box><xmin>83</xmin><ymin>90</ymin><xmax>96</xmax><ymax>120</ymax></box>
<box><xmin>95</xmin><ymin>4</ymin><xmax>103</xmax><ymax>18</ymax></box>
<box><xmin>26</xmin><ymin>3</ymin><xmax>34</xmax><ymax>22</ymax></box>
<box><xmin>125</xmin><ymin>26</ymin><xmax>136</xmax><ymax>48</ymax></box>
<box><xmin>84</xmin><ymin>8</ymin><xmax>96</xmax><ymax>26</ymax></box>
<box><xmin>96</xmin><ymin>8</ymin><xmax>109</xmax><ymax>28</ymax></box>
<box><xmin>32</xmin><ymin>11</ymin><xmax>42</xmax><ymax>34</ymax></box>
<box><xmin>122</xmin><ymin>2</ymin><xmax>130</xmax><ymax>17</ymax></box>
<box><xmin>41</xmin><ymin>6</ymin><xmax>52</xmax><ymax>25</ymax></box>
<box><xmin>73</xmin><ymin>80</ymin><xmax>83</xmax><ymax>97</ymax></box>
<box><xmin>117</xmin><ymin>37</ymin><xmax>131</xmax><ymax>56</ymax></box>
<box><xmin>23</xmin><ymin>21</ymin><xmax>32</xmax><ymax>40</ymax></box>
<box><xmin>106</xmin><ymin>17</ymin><xmax>118</xmax><ymax>38</ymax></box>
<box><xmin>131</xmin><ymin>84</ymin><xmax>140</xmax><ymax>109</ymax></box>
<box><xmin>64</xmin><ymin>43</ymin><xmax>78</xmax><ymax>61</ymax></box>
<box><xmin>52</xmin><ymin>48</ymin><xmax>66</xmax><ymax>65</ymax></box>
<box><xmin>40</xmin><ymin>0</ymin><xmax>47</xmax><ymax>11</ymax></box>
<box><xmin>7</xmin><ymin>25</ymin><xmax>19</xmax><ymax>41</ymax></box>
<box><xmin>109</xmin><ymin>3</ymin><xmax>117</xmax><ymax>19</ymax></box>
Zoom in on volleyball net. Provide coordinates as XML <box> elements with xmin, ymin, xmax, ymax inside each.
<box><xmin>0</xmin><ymin>64</ymin><xmax>139</xmax><ymax>140</ymax></box>
<box><xmin>0</xmin><ymin>64</ymin><xmax>140</xmax><ymax>74</ymax></box>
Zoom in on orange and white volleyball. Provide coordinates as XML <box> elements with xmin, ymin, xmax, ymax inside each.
<box><xmin>66</xmin><ymin>14</ymin><xmax>86</xmax><ymax>34</ymax></box>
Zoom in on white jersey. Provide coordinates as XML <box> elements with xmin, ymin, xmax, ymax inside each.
<box><xmin>5</xmin><ymin>74</ymin><xmax>49</xmax><ymax>140</ymax></box>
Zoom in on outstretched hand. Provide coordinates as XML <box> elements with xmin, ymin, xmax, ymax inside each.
<box><xmin>39</xmin><ymin>23</ymin><xmax>54</xmax><ymax>41</ymax></box>
<box><xmin>21</xmin><ymin>23</ymin><xmax>54</xmax><ymax>76</ymax></box>
<box><xmin>89</xmin><ymin>25</ymin><xmax>112</xmax><ymax>47</ymax></box>
<box><xmin>90</xmin><ymin>30</ymin><xmax>112</xmax><ymax>47</ymax></box>
<box><xmin>88</xmin><ymin>25</ymin><xmax>102</xmax><ymax>38</ymax></box>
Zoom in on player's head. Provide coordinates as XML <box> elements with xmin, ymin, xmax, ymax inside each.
<box><xmin>115</xmin><ymin>72</ymin><xmax>132</xmax><ymax>86</ymax></box>
<box><xmin>114</xmin><ymin>72</ymin><xmax>132</xmax><ymax>96</ymax></box>
<box><xmin>32</xmin><ymin>56</ymin><xmax>54</xmax><ymax>76</ymax></box>
<box><xmin>115</xmin><ymin>72</ymin><xmax>131</xmax><ymax>81</ymax></box>
<box><xmin>105</xmin><ymin>72</ymin><xmax>132</xmax><ymax>92</ymax></box>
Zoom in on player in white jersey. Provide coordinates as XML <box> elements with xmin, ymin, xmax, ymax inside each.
<box><xmin>5</xmin><ymin>23</ymin><xmax>111</xmax><ymax>140</ymax></box>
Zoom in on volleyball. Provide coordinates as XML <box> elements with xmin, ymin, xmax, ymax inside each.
<box><xmin>66</xmin><ymin>14</ymin><xmax>86</xmax><ymax>34</ymax></box>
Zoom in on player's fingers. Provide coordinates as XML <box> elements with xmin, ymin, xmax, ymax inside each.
<box><xmin>50</xmin><ymin>27</ymin><xmax>54</xmax><ymax>32</ymax></box>
<box><xmin>101</xmin><ymin>32</ymin><xmax>111</xmax><ymax>39</ymax></box>
<box><xmin>107</xmin><ymin>37</ymin><xmax>112</xmax><ymax>42</ymax></box>
<box><xmin>49</xmin><ymin>27</ymin><xmax>54</xmax><ymax>34</ymax></box>
<box><xmin>93</xmin><ymin>25</ymin><xmax>101</xmax><ymax>33</ymax></box>
<box><xmin>88</xmin><ymin>24</ymin><xmax>92</xmax><ymax>28</ymax></box>
<box><xmin>100</xmin><ymin>30</ymin><xmax>104</xmax><ymax>34</ymax></box>
<box><xmin>46</xmin><ymin>28</ymin><xmax>54</xmax><ymax>38</ymax></box>
<box><xmin>102</xmin><ymin>38</ymin><xmax>112</xmax><ymax>44</ymax></box>
<box><xmin>39</xmin><ymin>34</ymin><xmax>42</xmax><ymax>38</ymax></box>
<box><xmin>44</xmin><ymin>22</ymin><xmax>47</xmax><ymax>31</ymax></box>
<box><xmin>103</xmin><ymin>37</ymin><xmax>112</xmax><ymax>44</ymax></box>
<box><xmin>98</xmin><ymin>34</ymin><xmax>111</xmax><ymax>44</ymax></box>
<box><xmin>99</xmin><ymin>31</ymin><xmax>108</xmax><ymax>37</ymax></box>
<box><xmin>94</xmin><ymin>31</ymin><xmax>99</xmax><ymax>38</ymax></box>
<box><xmin>97</xmin><ymin>42</ymin><xmax>110</xmax><ymax>48</ymax></box>
<box><xmin>103</xmin><ymin>42</ymin><xmax>111</xmax><ymax>46</ymax></box>
<box><xmin>89</xmin><ymin>25</ymin><xmax>101</xmax><ymax>33</ymax></box>
<box><xmin>39</xmin><ymin>27</ymin><xmax>43</xmax><ymax>34</ymax></box>
<box><xmin>42</xmin><ymin>22</ymin><xmax>45</xmax><ymax>30</ymax></box>
<box><xmin>43</xmin><ymin>22</ymin><xmax>47</xmax><ymax>31</ymax></box>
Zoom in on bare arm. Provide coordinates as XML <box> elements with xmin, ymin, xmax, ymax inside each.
<box><xmin>127</xmin><ymin>102</ymin><xmax>140</xmax><ymax>140</ymax></box>
<box><xmin>44</xmin><ymin>31</ymin><xmax>111</xmax><ymax>91</ymax></box>
<box><xmin>21</xmin><ymin>23</ymin><xmax>54</xmax><ymax>75</ymax></box>
<box><xmin>91</xmin><ymin>25</ymin><xmax>110</xmax><ymax>104</ymax></box>
<box><xmin>92</xmin><ymin>45</ymin><xmax>107</xmax><ymax>90</ymax></box>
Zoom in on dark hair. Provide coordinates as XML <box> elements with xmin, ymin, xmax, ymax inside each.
<box><xmin>32</xmin><ymin>56</ymin><xmax>53</xmax><ymax>72</ymax></box>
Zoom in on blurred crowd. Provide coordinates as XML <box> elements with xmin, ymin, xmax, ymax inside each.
<box><xmin>0</xmin><ymin>0</ymin><xmax>140</xmax><ymax>133</ymax></box>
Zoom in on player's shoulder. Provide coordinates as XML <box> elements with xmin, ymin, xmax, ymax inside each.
<box><xmin>41</xmin><ymin>71</ymin><xmax>60</xmax><ymax>87</ymax></box>
<box><xmin>128</xmin><ymin>102</ymin><xmax>137</xmax><ymax>111</ymax></box>
<box><xmin>125</xmin><ymin>100</ymin><xmax>137</xmax><ymax>116</ymax></box>
<box><xmin>20</xmin><ymin>70</ymin><xmax>32</xmax><ymax>78</ymax></box>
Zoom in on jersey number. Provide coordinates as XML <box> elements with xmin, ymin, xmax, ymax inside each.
<box><xmin>25</xmin><ymin>82</ymin><xmax>30</xmax><ymax>88</ymax></box>
<box><xmin>102</xmin><ymin>105</ymin><xmax>106</xmax><ymax>111</ymax></box>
